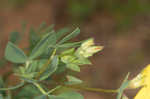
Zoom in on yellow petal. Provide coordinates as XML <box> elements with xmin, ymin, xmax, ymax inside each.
<box><xmin>134</xmin><ymin>87</ymin><xmax>146</xmax><ymax>99</ymax></box>
<box><xmin>142</xmin><ymin>64</ymin><xmax>150</xmax><ymax>85</ymax></box>
<box><xmin>134</xmin><ymin>86</ymin><xmax>150</xmax><ymax>99</ymax></box>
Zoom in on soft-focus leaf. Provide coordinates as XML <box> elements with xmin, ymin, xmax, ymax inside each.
<box><xmin>37</xmin><ymin>22</ymin><xmax>47</xmax><ymax>33</ymax></box>
<box><xmin>42</xmin><ymin>24</ymin><xmax>55</xmax><ymax>34</ymax></box>
<box><xmin>57</xmin><ymin>91</ymin><xmax>84</xmax><ymax>99</ymax></box>
<box><xmin>56</xmin><ymin>28</ymin><xmax>70</xmax><ymax>40</ymax></box>
<box><xmin>48</xmin><ymin>91</ymin><xmax>83</xmax><ymax>99</ymax></box>
<box><xmin>5</xmin><ymin>42</ymin><xmax>28</xmax><ymax>63</ymax></box>
<box><xmin>66</xmin><ymin>64</ymin><xmax>80</xmax><ymax>72</ymax></box>
<box><xmin>34</xmin><ymin>95</ymin><xmax>47</xmax><ymax>99</ymax></box>
<box><xmin>58</xmin><ymin>41</ymin><xmax>82</xmax><ymax>48</ymax></box>
<box><xmin>29</xmin><ymin>27</ymin><xmax>40</xmax><ymax>49</ymax></box>
<box><xmin>48</xmin><ymin>95</ymin><xmax>63</xmax><ymax>99</ymax></box>
<box><xmin>58</xmin><ymin>28</ymin><xmax>80</xmax><ymax>44</ymax></box>
<box><xmin>73</xmin><ymin>58</ymin><xmax>91</xmax><ymax>65</ymax></box>
<box><xmin>65</xmin><ymin>75</ymin><xmax>82</xmax><ymax>85</ymax></box>
<box><xmin>60</xmin><ymin>48</ymin><xmax>75</xmax><ymax>56</ymax></box>
<box><xmin>29</xmin><ymin>31</ymin><xmax>56</xmax><ymax>60</ymax></box>
<box><xmin>14</xmin><ymin>85</ymin><xmax>40</xmax><ymax>99</ymax></box>
<box><xmin>40</xmin><ymin>56</ymin><xmax>59</xmax><ymax>80</ymax></box>
<box><xmin>9</xmin><ymin>31</ymin><xmax>20</xmax><ymax>44</ymax></box>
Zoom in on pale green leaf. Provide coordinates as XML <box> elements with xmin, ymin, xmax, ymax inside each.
<box><xmin>65</xmin><ymin>75</ymin><xmax>82</xmax><ymax>85</ymax></box>
<box><xmin>5</xmin><ymin>42</ymin><xmax>28</xmax><ymax>63</ymax></box>
<box><xmin>67</xmin><ymin>64</ymin><xmax>80</xmax><ymax>72</ymax></box>
<box><xmin>57</xmin><ymin>91</ymin><xmax>84</xmax><ymax>99</ymax></box>
<box><xmin>29</xmin><ymin>31</ymin><xmax>56</xmax><ymax>60</ymax></box>
<box><xmin>58</xmin><ymin>28</ymin><xmax>80</xmax><ymax>44</ymax></box>
<box><xmin>40</xmin><ymin>56</ymin><xmax>59</xmax><ymax>81</ymax></box>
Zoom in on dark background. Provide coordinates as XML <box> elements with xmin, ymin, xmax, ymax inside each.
<box><xmin>0</xmin><ymin>0</ymin><xmax>150</xmax><ymax>98</ymax></box>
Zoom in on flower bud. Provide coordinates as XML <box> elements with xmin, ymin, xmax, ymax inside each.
<box><xmin>128</xmin><ymin>73</ymin><xmax>144</xmax><ymax>89</ymax></box>
<box><xmin>76</xmin><ymin>38</ymin><xmax>103</xmax><ymax>58</ymax></box>
<box><xmin>81</xmin><ymin>38</ymin><xmax>94</xmax><ymax>49</ymax></box>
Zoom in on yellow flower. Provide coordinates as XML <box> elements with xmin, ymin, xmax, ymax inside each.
<box><xmin>129</xmin><ymin>64</ymin><xmax>150</xmax><ymax>99</ymax></box>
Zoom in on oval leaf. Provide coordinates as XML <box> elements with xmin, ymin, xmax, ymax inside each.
<box><xmin>65</xmin><ymin>75</ymin><xmax>82</xmax><ymax>85</ymax></box>
<box><xmin>5</xmin><ymin>42</ymin><xmax>27</xmax><ymax>63</ymax></box>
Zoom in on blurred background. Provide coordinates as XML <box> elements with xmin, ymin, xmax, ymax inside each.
<box><xmin>0</xmin><ymin>0</ymin><xmax>150</xmax><ymax>99</ymax></box>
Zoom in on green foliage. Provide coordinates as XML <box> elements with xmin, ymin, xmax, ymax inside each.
<box><xmin>0</xmin><ymin>23</ymin><xmax>132</xmax><ymax>99</ymax></box>
<box><xmin>29</xmin><ymin>31</ymin><xmax>56</xmax><ymax>60</ymax></box>
<box><xmin>5</xmin><ymin>42</ymin><xmax>28</xmax><ymax>63</ymax></box>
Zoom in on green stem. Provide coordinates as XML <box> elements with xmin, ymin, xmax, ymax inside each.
<box><xmin>47</xmin><ymin>85</ymin><xmax>62</xmax><ymax>94</ymax></box>
<box><xmin>65</xmin><ymin>85</ymin><xmax>118</xmax><ymax>93</ymax></box>
<box><xmin>0</xmin><ymin>81</ymin><xmax>24</xmax><ymax>91</ymax></box>
<box><xmin>35</xmin><ymin>49</ymin><xmax>56</xmax><ymax>79</ymax></box>
<box><xmin>33</xmin><ymin>82</ymin><xmax>47</xmax><ymax>95</ymax></box>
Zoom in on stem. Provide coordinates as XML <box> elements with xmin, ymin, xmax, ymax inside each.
<box><xmin>47</xmin><ymin>85</ymin><xmax>62</xmax><ymax>94</ymax></box>
<box><xmin>0</xmin><ymin>81</ymin><xmax>24</xmax><ymax>91</ymax></box>
<box><xmin>33</xmin><ymin>82</ymin><xmax>47</xmax><ymax>95</ymax></box>
<box><xmin>35</xmin><ymin>49</ymin><xmax>56</xmax><ymax>79</ymax></box>
<box><xmin>65</xmin><ymin>85</ymin><xmax>118</xmax><ymax>93</ymax></box>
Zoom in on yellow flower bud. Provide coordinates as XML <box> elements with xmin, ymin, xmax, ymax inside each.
<box><xmin>76</xmin><ymin>38</ymin><xmax>103</xmax><ymax>58</ymax></box>
<box><xmin>81</xmin><ymin>38</ymin><xmax>94</xmax><ymax>49</ymax></box>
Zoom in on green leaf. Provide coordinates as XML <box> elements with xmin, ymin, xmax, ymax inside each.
<box><xmin>48</xmin><ymin>95</ymin><xmax>63</xmax><ymax>99</ymax></box>
<box><xmin>15</xmin><ymin>85</ymin><xmax>40</xmax><ymax>99</ymax></box>
<box><xmin>9</xmin><ymin>31</ymin><xmax>20</xmax><ymax>44</ymax></box>
<box><xmin>56</xmin><ymin>28</ymin><xmax>70</xmax><ymax>40</ymax></box>
<box><xmin>65</xmin><ymin>75</ymin><xmax>82</xmax><ymax>85</ymax></box>
<box><xmin>37</xmin><ymin>22</ymin><xmax>47</xmax><ymax>33</ymax></box>
<box><xmin>29</xmin><ymin>27</ymin><xmax>40</xmax><ymax>49</ymax></box>
<box><xmin>43</xmin><ymin>24</ymin><xmax>55</xmax><ymax>34</ymax></box>
<box><xmin>29</xmin><ymin>31</ymin><xmax>56</xmax><ymax>60</ymax></box>
<box><xmin>58</xmin><ymin>41</ymin><xmax>82</xmax><ymax>48</ymax></box>
<box><xmin>117</xmin><ymin>73</ymin><xmax>130</xmax><ymax>99</ymax></box>
<box><xmin>40</xmin><ymin>56</ymin><xmax>59</xmax><ymax>81</ymax></box>
<box><xmin>67</xmin><ymin>64</ymin><xmax>80</xmax><ymax>72</ymax></box>
<box><xmin>61</xmin><ymin>48</ymin><xmax>75</xmax><ymax>56</ymax></box>
<box><xmin>58</xmin><ymin>28</ymin><xmax>80</xmax><ymax>44</ymax></box>
<box><xmin>57</xmin><ymin>91</ymin><xmax>84</xmax><ymax>99</ymax></box>
<box><xmin>34</xmin><ymin>95</ymin><xmax>47</xmax><ymax>99</ymax></box>
<box><xmin>5</xmin><ymin>42</ymin><xmax>28</xmax><ymax>63</ymax></box>
<box><xmin>73</xmin><ymin>58</ymin><xmax>91</xmax><ymax>65</ymax></box>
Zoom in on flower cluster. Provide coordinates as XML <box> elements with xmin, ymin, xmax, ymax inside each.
<box><xmin>76</xmin><ymin>38</ymin><xmax>103</xmax><ymax>58</ymax></box>
<box><xmin>60</xmin><ymin>38</ymin><xmax>103</xmax><ymax>72</ymax></box>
